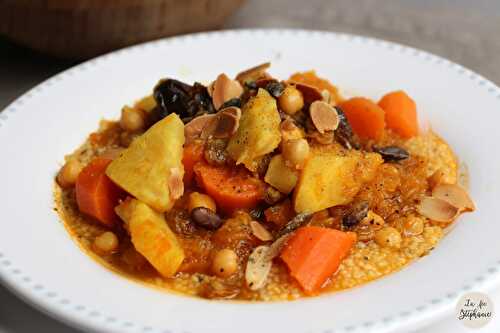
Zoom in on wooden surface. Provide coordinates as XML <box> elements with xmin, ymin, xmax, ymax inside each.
<box><xmin>0</xmin><ymin>0</ymin><xmax>245</xmax><ymax>58</ymax></box>
<box><xmin>0</xmin><ymin>0</ymin><xmax>499</xmax><ymax>332</ymax></box>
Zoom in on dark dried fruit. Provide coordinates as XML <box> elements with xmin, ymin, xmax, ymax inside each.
<box><xmin>153</xmin><ymin>79</ymin><xmax>214</xmax><ymax>123</ymax></box>
<box><xmin>334</xmin><ymin>106</ymin><xmax>360</xmax><ymax>149</ymax></box>
<box><xmin>265</xmin><ymin>81</ymin><xmax>285</xmax><ymax>98</ymax></box>
<box><xmin>220</xmin><ymin>98</ymin><xmax>242</xmax><ymax>109</ymax></box>
<box><xmin>191</xmin><ymin>207</ymin><xmax>223</xmax><ymax>230</ymax></box>
<box><xmin>204</xmin><ymin>138</ymin><xmax>230</xmax><ymax>166</ymax></box>
<box><xmin>244</xmin><ymin>81</ymin><xmax>258</xmax><ymax>90</ymax></box>
<box><xmin>342</xmin><ymin>201</ymin><xmax>369</xmax><ymax>228</ymax></box>
<box><xmin>249</xmin><ymin>205</ymin><xmax>266</xmax><ymax>220</ymax></box>
<box><xmin>276</xmin><ymin>213</ymin><xmax>312</xmax><ymax>238</ymax></box>
<box><xmin>373</xmin><ymin>146</ymin><xmax>410</xmax><ymax>162</ymax></box>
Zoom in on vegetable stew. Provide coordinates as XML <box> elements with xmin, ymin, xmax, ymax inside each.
<box><xmin>54</xmin><ymin>63</ymin><xmax>474</xmax><ymax>300</ymax></box>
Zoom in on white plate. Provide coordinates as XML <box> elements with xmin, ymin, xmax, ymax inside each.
<box><xmin>0</xmin><ymin>29</ymin><xmax>499</xmax><ymax>333</ymax></box>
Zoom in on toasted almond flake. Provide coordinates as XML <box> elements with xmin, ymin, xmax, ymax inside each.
<box><xmin>213</xmin><ymin>107</ymin><xmax>241</xmax><ymax>139</ymax></box>
<box><xmin>309</xmin><ymin>101</ymin><xmax>340</xmax><ymax>134</ymax></box>
<box><xmin>432</xmin><ymin>183</ymin><xmax>475</xmax><ymax>212</ymax></box>
<box><xmin>212</xmin><ymin>73</ymin><xmax>244</xmax><ymax>109</ymax></box>
<box><xmin>245</xmin><ymin>246</ymin><xmax>272</xmax><ymax>290</ymax></box>
<box><xmin>235</xmin><ymin>62</ymin><xmax>271</xmax><ymax>83</ymax></box>
<box><xmin>293</xmin><ymin>83</ymin><xmax>323</xmax><ymax>104</ymax></box>
<box><xmin>185</xmin><ymin>114</ymin><xmax>217</xmax><ymax>144</ymax></box>
<box><xmin>250</xmin><ymin>221</ymin><xmax>273</xmax><ymax>241</ymax></box>
<box><xmin>417</xmin><ymin>196</ymin><xmax>459</xmax><ymax>222</ymax></box>
<box><xmin>267</xmin><ymin>233</ymin><xmax>293</xmax><ymax>259</ymax></box>
<box><xmin>168</xmin><ymin>167</ymin><xmax>184</xmax><ymax>200</ymax></box>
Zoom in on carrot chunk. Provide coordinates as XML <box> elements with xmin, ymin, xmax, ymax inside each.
<box><xmin>182</xmin><ymin>142</ymin><xmax>205</xmax><ymax>185</ymax></box>
<box><xmin>338</xmin><ymin>97</ymin><xmax>386</xmax><ymax>140</ymax></box>
<box><xmin>280</xmin><ymin>226</ymin><xmax>357</xmax><ymax>293</ymax></box>
<box><xmin>75</xmin><ymin>157</ymin><xmax>124</xmax><ymax>226</ymax></box>
<box><xmin>378</xmin><ymin>90</ymin><xmax>418</xmax><ymax>138</ymax></box>
<box><xmin>194</xmin><ymin>162</ymin><xmax>264</xmax><ymax>213</ymax></box>
<box><xmin>288</xmin><ymin>70</ymin><xmax>342</xmax><ymax>102</ymax></box>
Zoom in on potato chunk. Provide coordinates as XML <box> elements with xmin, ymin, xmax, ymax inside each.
<box><xmin>115</xmin><ymin>198</ymin><xmax>185</xmax><ymax>277</ymax></box>
<box><xmin>106</xmin><ymin>114</ymin><xmax>185</xmax><ymax>212</ymax></box>
<box><xmin>264</xmin><ymin>154</ymin><xmax>298</xmax><ymax>194</ymax></box>
<box><xmin>293</xmin><ymin>145</ymin><xmax>383</xmax><ymax>213</ymax></box>
<box><xmin>227</xmin><ymin>89</ymin><xmax>281</xmax><ymax>171</ymax></box>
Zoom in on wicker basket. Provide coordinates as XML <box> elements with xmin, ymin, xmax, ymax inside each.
<box><xmin>0</xmin><ymin>0</ymin><xmax>245</xmax><ymax>59</ymax></box>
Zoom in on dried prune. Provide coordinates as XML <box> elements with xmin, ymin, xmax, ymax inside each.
<box><xmin>220</xmin><ymin>98</ymin><xmax>242</xmax><ymax>109</ymax></box>
<box><xmin>334</xmin><ymin>106</ymin><xmax>360</xmax><ymax>149</ymax></box>
<box><xmin>191</xmin><ymin>207</ymin><xmax>223</xmax><ymax>230</ymax></box>
<box><xmin>265</xmin><ymin>81</ymin><xmax>285</xmax><ymax>98</ymax></box>
<box><xmin>373</xmin><ymin>146</ymin><xmax>410</xmax><ymax>162</ymax></box>
<box><xmin>153</xmin><ymin>79</ymin><xmax>214</xmax><ymax>123</ymax></box>
<box><xmin>342</xmin><ymin>201</ymin><xmax>369</xmax><ymax>228</ymax></box>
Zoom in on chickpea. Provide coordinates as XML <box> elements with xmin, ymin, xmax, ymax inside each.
<box><xmin>93</xmin><ymin>231</ymin><xmax>119</xmax><ymax>254</ymax></box>
<box><xmin>282</xmin><ymin>138</ymin><xmax>310</xmax><ymax>169</ymax></box>
<box><xmin>212</xmin><ymin>249</ymin><xmax>238</xmax><ymax>278</ymax></box>
<box><xmin>188</xmin><ymin>192</ymin><xmax>216</xmax><ymax>213</ymax></box>
<box><xmin>403</xmin><ymin>215</ymin><xmax>425</xmax><ymax>237</ymax></box>
<box><xmin>57</xmin><ymin>159</ymin><xmax>82</xmax><ymax>188</ymax></box>
<box><xmin>374</xmin><ymin>227</ymin><xmax>402</xmax><ymax>249</ymax></box>
<box><xmin>120</xmin><ymin>106</ymin><xmax>146</xmax><ymax>133</ymax></box>
<box><xmin>278</xmin><ymin>86</ymin><xmax>304</xmax><ymax>115</ymax></box>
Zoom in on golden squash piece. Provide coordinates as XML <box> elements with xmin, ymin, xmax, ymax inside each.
<box><xmin>293</xmin><ymin>145</ymin><xmax>383</xmax><ymax>213</ymax></box>
<box><xmin>106</xmin><ymin>114</ymin><xmax>185</xmax><ymax>212</ymax></box>
<box><xmin>264</xmin><ymin>154</ymin><xmax>298</xmax><ymax>194</ymax></box>
<box><xmin>227</xmin><ymin>89</ymin><xmax>281</xmax><ymax>172</ymax></box>
<box><xmin>115</xmin><ymin>198</ymin><xmax>185</xmax><ymax>277</ymax></box>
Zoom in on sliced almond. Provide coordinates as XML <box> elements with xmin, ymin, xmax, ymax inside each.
<box><xmin>235</xmin><ymin>62</ymin><xmax>271</xmax><ymax>84</ymax></box>
<box><xmin>250</xmin><ymin>221</ymin><xmax>273</xmax><ymax>241</ymax></box>
<box><xmin>309</xmin><ymin>101</ymin><xmax>340</xmax><ymax>134</ymax></box>
<box><xmin>267</xmin><ymin>233</ymin><xmax>293</xmax><ymax>259</ymax></box>
<box><xmin>245</xmin><ymin>245</ymin><xmax>273</xmax><ymax>290</ymax></box>
<box><xmin>168</xmin><ymin>167</ymin><xmax>184</xmax><ymax>200</ymax></box>
<box><xmin>213</xmin><ymin>107</ymin><xmax>241</xmax><ymax>139</ymax></box>
<box><xmin>417</xmin><ymin>196</ymin><xmax>459</xmax><ymax>222</ymax></box>
<box><xmin>212</xmin><ymin>73</ymin><xmax>244</xmax><ymax>110</ymax></box>
<box><xmin>185</xmin><ymin>114</ymin><xmax>217</xmax><ymax>144</ymax></box>
<box><xmin>432</xmin><ymin>184</ymin><xmax>475</xmax><ymax>212</ymax></box>
<box><xmin>293</xmin><ymin>83</ymin><xmax>323</xmax><ymax>104</ymax></box>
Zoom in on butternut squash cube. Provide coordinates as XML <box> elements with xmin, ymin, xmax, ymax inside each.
<box><xmin>115</xmin><ymin>198</ymin><xmax>184</xmax><ymax>277</ymax></box>
<box><xmin>293</xmin><ymin>145</ymin><xmax>383</xmax><ymax>213</ymax></box>
<box><xmin>227</xmin><ymin>89</ymin><xmax>281</xmax><ymax>172</ymax></box>
<box><xmin>264</xmin><ymin>154</ymin><xmax>298</xmax><ymax>194</ymax></box>
<box><xmin>106</xmin><ymin>114</ymin><xmax>184</xmax><ymax>212</ymax></box>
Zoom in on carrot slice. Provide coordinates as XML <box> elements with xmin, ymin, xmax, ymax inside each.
<box><xmin>194</xmin><ymin>162</ymin><xmax>264</xmax><ymax>213</ymax></box>
<box><xmin>182</xmin><ymin>142</ymin><xmax>205</xmax><ymax>185</ymax></box>
<box><xmin>75</xmin><ymin>157</ymin><xmax>124</xmax><ymax>226</ymax></box>
<box><xmin>280</xmin><ymin>226</ymin><xmax>357</xmax><ymax>294</ymax></box>
<box><xmin>378</xmin><ymin>90</ymin><xmax>418</xmax><ymax>138</ymax></box>
<box><xmin>338</xmin><ymin>97</ymin><xmax>386</xmax><ymax>140</ymax></box>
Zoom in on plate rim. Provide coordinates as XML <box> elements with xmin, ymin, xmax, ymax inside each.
<box><xmin>1</xmin><ymin>28</ymin><xmax>500</xmax><ymax>333</ymax></box>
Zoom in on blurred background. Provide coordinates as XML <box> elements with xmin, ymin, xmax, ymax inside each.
<box><xmin>0</xmin><ymin>0</ymin><xmax>499</xmax><ymax>332</ymax></box>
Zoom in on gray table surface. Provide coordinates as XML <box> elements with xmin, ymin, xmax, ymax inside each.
<box><xmin>1</xmin><ymin>0</ymin><xmax>499</xmax><ymax>332</ymax></box>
